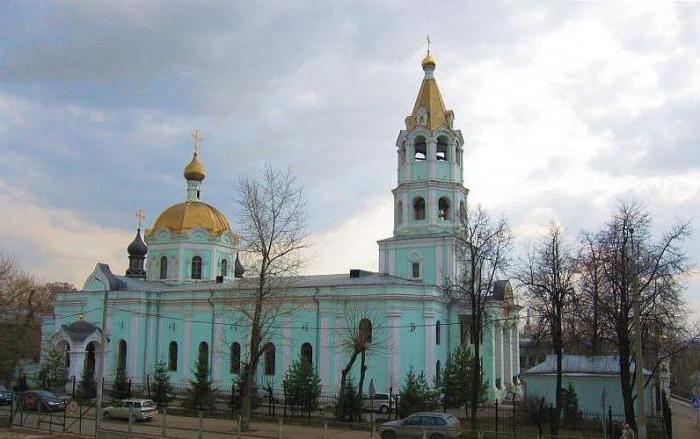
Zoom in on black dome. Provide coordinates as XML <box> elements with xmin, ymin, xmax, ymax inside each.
<box><xmin>127</xmin><ymin>229</ymin><xmax>148</xmax><ymax>257</ymax></box>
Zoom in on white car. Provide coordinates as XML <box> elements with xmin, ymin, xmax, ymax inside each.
<box><xmin>103</xmin><ymin>399</ymin><xmax>157</xmax><ymax>422</ymax></box>
<box><xmin>363</xmin><ymin>393</ymin><xmax>392</xmax><ymax>414</ymax></box>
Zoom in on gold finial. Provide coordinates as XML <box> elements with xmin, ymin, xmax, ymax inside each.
<box><xmin>421</xmin><ymin>35</ymin><xmax>436</xmax><ymax>69</ymax></box>
<box><xmin>136</xmin><ymin>209</ymin><xmax>145</xmax><ymax>229</ymax></box>
<box><xmin>78</xmin><ymin>305</ymin><xmax>84</xmax><ymax>320</ymax></box>
<box><xmin>191</xmin><ymin>129</ymin><xmax>202</xmax><ymax>154</ymax></box>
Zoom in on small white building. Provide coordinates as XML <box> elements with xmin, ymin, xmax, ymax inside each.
<box><xmin>522</xmin><ymin>355</ymin><xmax>670</xmax><ymax>417</ymax></box>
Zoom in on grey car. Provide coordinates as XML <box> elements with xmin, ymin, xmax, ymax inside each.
<box><xmin>379</xmin><ymin>412</ymin><xmax>461</xmax><ymax>439</ymax></box>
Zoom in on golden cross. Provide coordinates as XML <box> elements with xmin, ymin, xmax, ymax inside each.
<box><xmin>136</xmin><ymin>209</ymin><xmax>145</xmax><ymax>229</ymax></box>
<box><xmin>426</xmin><ymin>34</ymin><xmax>431</xmax><ymax>54</ymax></box>
<box><xmin>191</xmin><ymin>128</ymin><xmax>202</xmax><ymax>154</ymax></box>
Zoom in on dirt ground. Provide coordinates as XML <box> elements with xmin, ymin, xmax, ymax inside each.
<box><xmin>671</xmin><ymin>398</ymin><xmax>699</xmax><ymax>439</ymax></box>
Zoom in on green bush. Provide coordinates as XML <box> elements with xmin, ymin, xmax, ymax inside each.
<box><xmin>398</xmin><ymin>367</ymin><xmax>437</xmax><ymax>418</ymax></box>
<box><xmin>334</xmin><ymin>377</ymin><xmax>361</xmax><ymax>422</ymax></box>
<box><xmin>562</xmin><ymin>383</ymin><xmax>582</xmax><ymax>427</ymax></box>
<box><xmin>283</xmin><ymin>356</ymin><xmax>321</xmax><ymax>414</ymax></box>
<box><xmin>184</xmin><ymin>357</ymin><xmax>214</xmax><ymax>410</ymax></box>
<box><xmin>151</xmin><ymin>361</ymin><xmax>173</xmax><ymax>408</ymax></box>
<box><xmin>109</xmin><ymin>369</ymin><xmax>131</xmax><ymax>400</ymax></box>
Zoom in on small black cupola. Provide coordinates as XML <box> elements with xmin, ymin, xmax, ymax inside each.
<box><xmin>234</xmin><ymin>252</ymin><xmax>245</xmax><ymax>278</ymax></box>
<box><xmin>126</xmin><ymin>228</ymin><xmax>147</xmax><ymax>278</ymax></box>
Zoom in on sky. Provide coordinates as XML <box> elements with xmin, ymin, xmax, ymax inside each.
<box><xmin>0</xmin><ymin>1</ymin><xmax>699</xmax><ymax>321</ymax></box>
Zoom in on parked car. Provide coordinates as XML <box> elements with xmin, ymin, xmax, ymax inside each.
<box><xmin>379</xmin><ymin>412</ymin><xmax>461</xmax><ymax>439</ymax></box>
<box><xmin>103</xmin><ymin>399</ymin><xmax>157</xmax><ymax>422</ymax></box>
<box><xmin>363</xmin><ymin>393</ymin><xmax>392</xmax><ymax>414</ymax></box>
<box><xmin>0</xmin><ymin>385</ymin><xmax>12</xmax><ymax>406</ymax></box>
<box><xmin>20</xmin><ymin>391</ymin><xmax>66</xmax><ymax>412</ymax></box>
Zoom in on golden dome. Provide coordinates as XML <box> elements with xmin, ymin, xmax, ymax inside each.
<box><xmin>421</xmin><ymin>52</ymin><xmax>436</xmax><ymax>69</ymax></box>
<box><xmin>146</xmin><ymin>200</ymin><xmax>230</xmax><ymax>237</ymax></box>
<box><xmin>183</xmin><ymin>152</ymin><xmax>206</xmax><ymax>182</ymax></box>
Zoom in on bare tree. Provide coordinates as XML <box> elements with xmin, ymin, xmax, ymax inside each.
<box><xmin>452</xmin><ymin>205</ymin><xmax>512</xmax><ymax>429</ymax></box>
<box><xmin>516</xmin><ymin>223</ymin><xmax>577</xmax><ymax>437</ymax></box>
<box><xmin>231</xmin><ymin>165</ymin><xmax>308</xmax><ymax>431</ymax></box>
<box><xmin>574</xmin><ymin>235</ymin><xmax>606</xmax><ymax>355</ymax></box>
<box><xmin>335</xmin><ymin>305</ymin><xmax>388</xmax><ymax>421</ymax></box>
<box><xmin>584</xmin><ymin>201</ymin><xmax>691</xmax><ymax>428</ymax></box>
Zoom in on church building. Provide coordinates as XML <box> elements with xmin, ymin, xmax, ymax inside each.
<box><xmin>41</xmin><ymin>52</ymin><xmax>521</xmax><ymax>399</ymax></box>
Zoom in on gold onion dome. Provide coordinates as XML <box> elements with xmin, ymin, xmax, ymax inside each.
<box><xmin>421</xmin><ymin>52</ymin><xmax>436</xmax><ymax>69</ymax></box>
<box><xmin>147</xmin><ymin>201</ymin><xmax>231</xmax><ymax>237</ymax></box>
<box><xmin>183</xmin><ymin>152</ymin><xmax>206</xmax><ymax>181</ymax></box>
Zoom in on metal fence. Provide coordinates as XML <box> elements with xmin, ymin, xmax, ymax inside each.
<box><xmin>0</xmin><ymin>384</ymin><xmax>672</xmax><ymax>439</ymax></box>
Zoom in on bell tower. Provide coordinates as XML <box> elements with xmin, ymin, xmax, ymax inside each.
<box><xmin>378</xmin><ymin>50</ymin><xmax>468</xmax><ymax>286</ymax></box>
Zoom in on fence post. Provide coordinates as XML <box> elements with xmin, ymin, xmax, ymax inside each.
<box><xmin>323</xmin><ymin>420</ymin><xmax>328</xmax><ymax>439</ymax></box>
<box><xmin>607</xmin><ymin>406</ymin><xmax>613</xmax><ymax>438</ymax></box>
<box><xmin>422</xmin><ymin>426</ymin><xmax>427</xmax><ymax>439</ymax></box>
<box><xmin>37</xmin><ymin>399</ymin><xmax>41</xmax><ymax>429</ymax></box>
<box><xmin>238</xmin><ymin>415</ymin><xmax>242</xmax><ymax>439</ymax></box>
<box><xmin>94</xmin><ymin>402</ymin><xmax>98</xmax><ymax>439</ymax></box>
<box><xmin>495</xmin><ymin>400</ymin><xmax>499</xmax><ymax>435</ymax></box>
<box><xmin>128</xmin><ymin>404</ymin><xmax>133</xmax><ymax>435</ymax></box>
<box><xmin>63</xmin><ymin>401</ymin><xmax>67</xmax><ymax>432</ymax></box>
<box><xmin>512</xmin><ymin>393</ymin><xmax>516</xmax><ymax>434</ymax></box>
<box><xmin>277</xmin><ymin>417</ymin><xmax>283</xmax><ymax>439</ymax></box>
<box><xmin>198</xmin><ymin>410</ymin><xmax>203</xmax><ymax>439</ymax></box>
<box><xmin>72</xmin><ymin>376</ymin><xmax>76</xmax><ymax>399</ymax></box>
<box><xmin>161</xmin><ymin>407</ymin><xmax>167</xmax><ymax>438</ymax></box>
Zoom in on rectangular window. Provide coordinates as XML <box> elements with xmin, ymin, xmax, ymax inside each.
<box><xmin>412</xmin><ymin>262</ymin><xmax>420</xmax><ymax>278</ymax></box>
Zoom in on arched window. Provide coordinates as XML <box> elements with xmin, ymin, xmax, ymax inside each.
<box><xmin>412</xmin><ymin>262</ymin><xmax>420</xmax><ymax>278</ymax></box>
<box><xmin>230</xmin><ymin>342</ymin><xmax>241</xmax><ymax>374</ymax></box>
<box><xmin>436</xmin><ymin>137</ymin><xmax>448</xmax><ymax>161</ymax></box>
<box><xmin>396</xmin><ymin>201</ymin><xmax>403</xmax><ymax>226</ymax></box>
<box><xmin>359</xmin><ymin>319</ymin><xmax>372</xmax><ymax>344</ymax></box>
<box><xmin>117</xmin><ymin>340</ymin><xmax>127</xmax><ymax>371</ymax></box>
<box><xmin>413</xmin><ymin>197</ymin><xmax>425</xmax><ymax>221</ymax></box>
<box><xmin>168</xmin><ymin>341</ymin><xmax>178</xmax><ymax>371</ymax></box>
<box><xmin>301</xmin><ymin>343</ymin><xmax>313</xmax><ymax>367</ymax></box>
<box><xmin>198</xmin><ymin>341</ymin><xmax>209</xmax><ymax>370</ymax></box>
<box><xmin>191</xmin><ymin>256</ymin><xmax>202</xmax><ymax>280</ymax></box>
<box><xmin>414</xmin><ymin>137</ymin><xmax>427</xmax><ymax>161</ymax></box>
<box><xmin>438</xmin><ymin>197</ymin><xmax>451</xmax><ymax>220</ymax></box>
<box><xmin>264</xmin><ymin>343</ymin><xmax>275</xmax><ymax>376</ymax></box>
<box><xmin>64</xmin><ymin>343</ymin><xmax>70</xmax><ymax>368</ymax></box>
<box><xmin>221</xmin><ymin>259</ymin><xmax>228</xmax><ymax>277</ymax></box>
<box><xmin>436</xmin><ymin>321</ymin><xmax>441</xmax><ymax>345</ymax></box>
<box><xmin>160</xmin><ymin>256</ymin><xmax>168</xmax><ymax>279</ymax></box>
<box><xmin>400</xmin><ymin>142</ymin><xmax>406</xmax><ymax>165</ymax></box>
<box><xmin>436</xmin><ymin>360</ymin><xmax>442</xmax><ymax>384</ymax></box>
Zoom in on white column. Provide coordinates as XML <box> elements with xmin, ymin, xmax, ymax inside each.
<box><xmin>282</xmin><ymin>316</ymin><xmax>291</xmax><ymax>378</ymax></box>
<box><xmin>213</xmin><ymin>316</ymin><xmax>223</xmax><ymax>385</ymax></box>
<box><xmin>387</xmin><ymin>311</ymin><xmax>401</xmax><ymax>392</ymax></box>
<box><xmin>504</xmin><ymin>325</ymin><xmax>512</xmax><ymax>389</ymax></box>
<box><xmin>334</xmin><ymin>315</ymin><xmax>345</xmax><ymax>393</ymax></box>
<box><xmin>428</xmin><ymin>140</ymin><xmax>437</xmax><ymax>180</ymax></box>
<box><xmin>495</xmin><ymin>323</ymin><xmax>503</xmax><ymax>390</ymax></box>
<box><xmin>423</xmin><ymin>312</ymin><xmax>435</xmax><ymax>384</ymax></box>
<box><xmin>490</xmin><ymin>322</ymin><xmax>497</xmax><ymax>393</ymax></box>
<box><xmin>512</xmin><ymin>324</ymin><xmax>520</xmax><ymax>377</ymax></box>
<box><xmin>129</xmin><ymin>312</ymin><xmax>139</xmax><ymax>380</ymax></box>
<box><xmin>182</xmin><ymin>312</ymin><xmax>192</xmax><ymax>383</ymax></box>
<box><xmin>429</xmin><ymin>191</ymin><xmax>437</xmax><ymax>225</ymax></box>
<box><xmin>320</xmin><ymin>316</ymin><xmax>329</xmax><ymax>387</ymax></box>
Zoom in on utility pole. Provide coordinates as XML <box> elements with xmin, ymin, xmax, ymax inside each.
<box><xmin>94</xmin><ymin>277</ymin><xmax>109</xmax><ymax>419</ymax></box>
<box><xmin>630</xmin><ymin>228</ymin><xmax>647</xmax><ymax>439</ymax></box>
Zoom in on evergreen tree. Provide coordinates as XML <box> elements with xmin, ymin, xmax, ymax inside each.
<box><xmin>440</xmin><ymin>346</ymin><xmax>488</xmax><ymax>412</ymax></box>
<box><xmin>109</xmin><ymin>369</ymin><xmax>131</xmax><ymax>400</ymax></box>
<box><xmin>334</xmin><ymin>376</ymin><xmax>361</xmax><ymax>422</ymax></box>
<box><xmin>283</xmin><ymin>356</ymin><xmax>321</xmax><ymax>414</ymax></box>
<box><xmin>76</xmin><ymin>367</ymin><xmax>96</xmax><ymax>401</ymax></box>
<box><xmin>38</xmin><ymin>347</ymin><xmax>67</xmax><ymax>389</ymax></box>
<box><xmin>151</xmin><ymin>361</ymin><xmax>173</xmax><ymax>408</ymax></box>
<box><xmin>398</xmin><ymin>367</ymin><xmax>437</xmax><ymax>418</ymax></box>
<box><xmin>562</xmin><ymin>383</ymin><xmax>582</xmax><ymax>427</ymax></box>
<box><xmin>185</xmin><ymin>357</ymin><xmax>214</xmax><ymax>410</ymax></box>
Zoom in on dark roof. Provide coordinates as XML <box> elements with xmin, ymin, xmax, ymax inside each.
<box><xmin>61</xmin><ymin>320</ymin><xmax>100</xmax><ymax>342</ymax></box>
<box><xmin>127</xmin><ymin>229</ymin><xmax>148</xmax><ymax>257</ymax></box>
<box><xmin>524</xmin><ymin>355</ymin><xmax>651</xmax><ymax>376</ymax></box>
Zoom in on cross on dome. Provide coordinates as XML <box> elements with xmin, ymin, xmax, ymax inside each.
<box><xmin>191</xmin><ymin>129</ymin><xmax>202</xmax><ymax>154</ymax></box>
<box><xmin>136</xmin><ymin>209</ymin><xmax>145</xmax><ymax>229</ymax></box>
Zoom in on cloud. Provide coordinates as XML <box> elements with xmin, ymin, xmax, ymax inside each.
<box><xmin>0</xmin><ymin>1</ymin><xmax>699</xmax><ymax>319</ymax></box>
<box><xmin>0</xmin><ymin>179</ymin><xmax>130</xmax><ymax>286</ymax></box>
